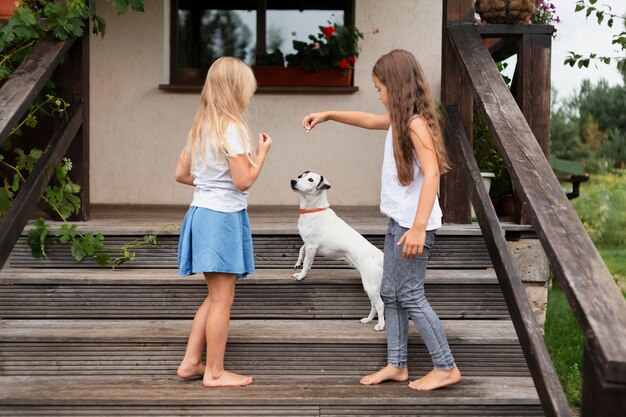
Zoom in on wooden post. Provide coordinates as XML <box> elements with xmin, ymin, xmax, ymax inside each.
<box><xmin>53</xmin><ymin>32</ymin><xmax>89</xmax><ymax>220</ymax></box>
<box><xmin>441</xmin><ymin>0</ymin><xmax>475</xmax><ymax>224</ymax></box>
<box><xmin>582</xmin><ymin>343</ymin><xmax>626</xmax><ymax>416</ymax></box>
<box><xmin>512</xmin><ymin>33</ymin><xmax>552</xmax><ymax>223</ymax></box>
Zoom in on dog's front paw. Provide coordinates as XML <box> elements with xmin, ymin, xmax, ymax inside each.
<box><xmin>360</xmin><ymin>317</ymin><xmax>373</xmax><ymax>324</ymax></box>
<box><xmin>374</xmin><ymin>322</ymin><xmax>385</xmax><ymax>331</ymax></box>
<box><xmin>292</xmin><ymin>272</ymin><xmax>306</xmax><ymax>280</ymax></box>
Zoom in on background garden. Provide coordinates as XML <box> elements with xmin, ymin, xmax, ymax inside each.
<box><xmin>542</xmin><ymin>0</ymin><xmax>626</xmax><ymax>410</ymax></box>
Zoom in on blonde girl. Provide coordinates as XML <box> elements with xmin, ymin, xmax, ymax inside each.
<box><xmin>175</xmin><ymin>57</ymin><xmax>272</xmax><ymax>388</ymax></box>
<box><xmin>302</xmin><ymin>49</ymin><xmax>461</xmax><ymax>391</ymax></box>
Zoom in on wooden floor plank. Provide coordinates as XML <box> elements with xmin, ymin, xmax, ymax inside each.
<box><xmin>0</xmin><ymin>319</ymin><xmax>519</xmax><ymax>344</ymax></box>
<box><xmin>23</xmin><ymin>204</ymin><xmax>534</xmax><ymax>235</ymax></box>
<box><xmin>0</xmin><ymin>268</ymin><xmax>498</xmax><ymax>285</ymax></box>
<box><xmin>0</xmin><ymin>376</ymin><xmax>540</xmax><ymax>406</ymax></box>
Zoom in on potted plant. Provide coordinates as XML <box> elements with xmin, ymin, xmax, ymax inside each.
<box><xmin>253</xmin><ymin>22</ymin><xmax>364</xmax><ymax>87</ymax></box>
<box><xmin>472</xmin><ymin>107</ymin><xmax>514</xmax><ymax>217</ymax></box>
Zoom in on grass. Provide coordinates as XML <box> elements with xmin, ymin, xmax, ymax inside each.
<box><xmin>544</xmin><ymin>171</ymin><xmax>626</xmax><ymax>409</ymax></box>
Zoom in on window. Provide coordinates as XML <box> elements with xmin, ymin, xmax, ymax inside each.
<box><xmin>169</xmin><ymin>0</ymin><xmax>354</xmax><ymax>86</ymax></box>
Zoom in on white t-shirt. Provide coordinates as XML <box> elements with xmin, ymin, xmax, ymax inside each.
<box><xmin>379</xmin><ymin>126</ymin><xmax>442</xmax><ymax>230</ymax></box>
<box><xmin>189</xmin><ymin>123</ymin><xmax>252</xmax><ymax>212</ymax></box>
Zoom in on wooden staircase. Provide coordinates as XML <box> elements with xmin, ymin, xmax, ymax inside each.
<box><xmin>0</xmin><ymin>206</ymin><xmax>544</xmax><ymax>416</ymax></box>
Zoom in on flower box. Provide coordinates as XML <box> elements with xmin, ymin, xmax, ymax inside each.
<box><xmin>252</xmin><ymin>67</ymin><xmax>352</xmax><ymax>87</ymax></box>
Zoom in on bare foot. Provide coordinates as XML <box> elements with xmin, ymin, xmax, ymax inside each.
<box><xmin>203</xmin><ymin>370</ymin><xmax>253</xmax><ymax>388</ymax></box>
<box><xmin>408</xmin><ymin>367</ymin><xmax>461</xmax><ymax>391</ymax></box>
<box><xmin>177</xmin><ymin>361</ymin><xmax>205</xmax><ymax>380</ymax></box>
<box><xmin>359</xmin><ymin>364</ymin><xmax>409</xmax><ymax>386</ymax></box>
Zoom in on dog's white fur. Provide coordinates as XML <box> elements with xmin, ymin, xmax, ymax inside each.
<box><xmin>290</xmin><ymin>171</ymin><xmax>385</xmax><ymax>331</ymax></box>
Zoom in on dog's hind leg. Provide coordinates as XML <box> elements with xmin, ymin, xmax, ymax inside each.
<box><xmin>292</xmin><ymin>245</ymin><xmax>318</xmax><ymax>280</ymax></box>
<box><xmin>362</xmin><ymin>289</ymin><xmax>385</xmax><ymax>331</ymax></box>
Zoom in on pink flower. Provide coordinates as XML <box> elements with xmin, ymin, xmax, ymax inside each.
<box><xmin>322</xmin><ymin>26</ymin><xmax>335</xmax><ymax>38</ymax></box>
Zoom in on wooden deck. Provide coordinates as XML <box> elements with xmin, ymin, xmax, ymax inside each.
<box><xmin>0</xmin><ymin>204</ymin><xmax>545</xmax><ymax>416</ymax></box>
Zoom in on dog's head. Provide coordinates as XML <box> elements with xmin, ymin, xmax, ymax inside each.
<box><xmin>290</xmin><ymin>171</ymin><xmax>331</xmax><ymax>196</ymax></box>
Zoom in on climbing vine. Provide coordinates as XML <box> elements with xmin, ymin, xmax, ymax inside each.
<box><xmin>0</xmin><ymin>0</ymin><xmax>160</xmax><ymax>267</ymax></box>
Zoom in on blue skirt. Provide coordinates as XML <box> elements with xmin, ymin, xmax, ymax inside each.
<box><xmin>177</xmin><ymin>206</ymin><xmax>255</xmax><ymax>279</ymax></box>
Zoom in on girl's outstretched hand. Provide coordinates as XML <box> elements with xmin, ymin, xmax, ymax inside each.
<box><xmin>302</xmin><ymin>112</ymin><xmax>327</xmax><ymax>132</ymax></box>
<box><xmin>258</xmin><ymin>132</ymin><xmax>272</xmax><ymax>156</ymax></box>
<box><xmin>397</xmin><ymin>227</ymin><xmax>426</xmax><ymax>258</ymax></box>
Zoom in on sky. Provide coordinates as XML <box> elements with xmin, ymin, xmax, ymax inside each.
<box><xmin>539</xmin><ymin>0</ymin><xmax>626</xmax><ymax>100</ymax></box>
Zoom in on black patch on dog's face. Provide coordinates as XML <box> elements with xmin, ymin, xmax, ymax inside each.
<box><xmin>316</xmin><ymin>175</ymin><xmax>331</xmax><ymax>190</ymax></box>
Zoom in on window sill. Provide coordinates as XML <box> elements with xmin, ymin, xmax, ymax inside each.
<box><xmin>158</xmin><ymin>84</ymin><xmax>359</xmax><ymax>94</ymax></box>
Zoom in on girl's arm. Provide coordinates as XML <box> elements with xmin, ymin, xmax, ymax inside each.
<box><xmin>229</xmin><ymin>132</ymin><xmax>272</xmax><ymax>192</ymax></box>
<box><xmin>303</xmin><ymin>111</ymin><xmax>390</xmax><ymax>131</ymax></box>
<box><xmin>174</xmin><ymin>147</ymin><xmax>195</xmax><ymax>186</ymax></box>
<box><xmin>397</xmin><ymin>117</ymin><xmax>440</xmax><ymax>258</ymax></box>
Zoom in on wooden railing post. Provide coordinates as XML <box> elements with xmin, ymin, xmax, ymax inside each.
<box><xmin>512</xmin><ymin>33</ymin><xmax>552</xmax><ymax>223</ymax></box>
<box><xmin>582</xmin><ymin>344</ymin><xmax>626</xmax><ymax>417</ymax></box>
<box><xmin>441</xmin><ymin>0</ymin><xmax>475</xmax><ymax>224</ymax></box>
<box><xmin>53</xmin><ymin>32</ymin><xmax>90</xmax><ymax>221</ymax></box>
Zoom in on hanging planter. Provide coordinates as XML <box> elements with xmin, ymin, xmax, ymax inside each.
<box><xmin>0</xmin><ymin>0</ymin><xmax>20</xmax><ymax>20</ymax></box>
<box><xmin>475</xmin><ymin>0</ymin><xmax>536</xmax><ymax>24</ymax></box>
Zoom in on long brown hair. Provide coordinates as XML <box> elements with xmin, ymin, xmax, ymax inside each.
<box><xmin>372</xmin><ymin>49</ymin><xmax>450</xmax><ymax>186</ymax></box>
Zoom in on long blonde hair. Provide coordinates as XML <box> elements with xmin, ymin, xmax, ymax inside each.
<box><xmin>187</xmin><ymin>57</ymin><xmax>257</xmax><ymax>168</ymax></box>
<box><xmin>372</xmin><ymin>49</ymin><xmax>450</xmax><ymax>186</ymax></box>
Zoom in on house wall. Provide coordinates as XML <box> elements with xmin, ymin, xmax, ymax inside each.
<box><xmin>89</xmin><ymin>0</ymin><xmax>443</xmax><ymax>206</ymax></box>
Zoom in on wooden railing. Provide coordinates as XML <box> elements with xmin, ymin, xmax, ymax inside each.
<box><xmin>445</xmin><ymin>22</ymin><xmax>626</xmax><ymax>417</ymax></box>
<box><xmin>0</xmin><ymin>34</ymin><xmax>87</xmax><ymax>269</ymax></box>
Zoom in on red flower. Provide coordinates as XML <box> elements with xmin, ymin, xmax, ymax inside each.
<box><xmin>347</xmin><ymin>57</ymin><xmax>356</xmax><ymax>64</ymax></box>
<box><xmin>321</xmin><ymin>26</ymin><xmax>335</xmax><ymax>38</ymax></box>
<box><xmin>338</xmin><ymin>59</ymin><xmax>350</xmax><ymax>69</ymax></box>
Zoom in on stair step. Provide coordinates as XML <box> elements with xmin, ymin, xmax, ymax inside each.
<box><xmin>0</xmin><ymin>375</ymin><xmax>542</xmax><ymax>415</ymax></box>
<box><xmin>0</xmin><ymin>319</ymin><xmax>529</xmax><ymax>378</ymax></box>
<box><xmin>0</xmin><ymin>269</ymin><xmax>509</xmax><ymax>320</ymax></box>
<box><xmin>9</xmin><ymin>234</ymin><xmax>494</xmax><ymax>269</ymax></box>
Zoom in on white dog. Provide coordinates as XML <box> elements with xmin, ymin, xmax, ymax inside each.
<box><xmin>290</xmin><ymin>171</ymin><xmax>385</xmax><ymax>331</ymax></box>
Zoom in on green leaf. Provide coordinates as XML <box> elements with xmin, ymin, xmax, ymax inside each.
<box><xmin>94</xmin><ymin>253</ymin><xmax>111</xmax><ymax>267</ymax></box>
<box><xmin>575</xmin><ymin>4</ymin><xmax>585</xmax><ymax>12</ymax></box>
<box><xmin>55</xmin><ymin>223</ymin><xmax>78</xmax><ymax>244</ymax></box>
<box><xmin>71</xmin><ymin>241</ymin><xmax>86</xmax><ymax>262</ymax></box>
<box><xmin>27</xmin><ymin>218</ymin><xmax>49</xmax><ymax>258</ymax></box>
<box><xmin>111</xmin><ymin>0</ymin><xmax>129</xmax><ymax>15</ymax></box>
<box><xmin>82</xmin><ymin>232</ymin><xmax>104</xmax><ymax>256</ymax></box>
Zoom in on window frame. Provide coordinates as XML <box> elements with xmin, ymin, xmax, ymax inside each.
<box><xmin>165</xmin><ymin>0</ymin><xmax>357</xmax><ymax>92</ymax></box>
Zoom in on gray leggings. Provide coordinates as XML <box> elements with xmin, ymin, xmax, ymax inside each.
<box><xmin>381</xmin><ymin>219</ymin><xmax>456</xmax><ymax>370</ymax></box>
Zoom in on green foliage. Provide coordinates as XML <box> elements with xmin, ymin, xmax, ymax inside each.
<box><xmin>27</xmin><ymin>218</ymin><xmax>49</xmax><ymax>258</ymax></box>
<box><xmin>472</xmin><ymin>108</ymin><xmax>511</xmax><ymax>197</ymax></box>
<box><xmin>285</xmin><ymin>23</ymin><xmax>364</xmax><ymax>72</ymax></box>
<box><xmin>0</xmin><ymin>0</ymin><xmax>145</xmax><ymax>79</ymax></box>
<box><xmin>544</xmin><ymin>283</ymin><xmax>585</xmax><ymax>409</ymax></box>
<box><xmin>572</xmin><ymin>171</ymin><xmax>626</xmax><ymax>247</ymax></box>
<box><xmin>565</xmin><ymin>1</ymin><xmax>626</xmax><ymax>72</ymax></box>
<box><xmin>550</xmin><ymin>79</ymin><xmax>626</xmax><ymax>169</ymax></box>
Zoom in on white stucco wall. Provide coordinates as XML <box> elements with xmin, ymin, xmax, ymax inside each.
<box><xmin>90</xmin><ymin>0</ymin><xmax>442</xmax><ymax>205</ymax></box>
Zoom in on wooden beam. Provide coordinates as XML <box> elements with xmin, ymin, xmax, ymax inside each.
<box><xmin>0</xmin><ymin>104</ymin><xmax>82</xmax><ymax>270</ymax></box>
<box><xmin>447</xmin><ymin>24</ymin><xmax>626</xmax><ymax>386</ymax></box>
<box><xmin>445</xmin><ymin>105</ymin><xmax>571</xmax><ymax>417</ymax></box>
<box><xmin>0</xmin><ymin>35</ymin><xmax>76</xmax><ymax>144</ymax></box>
<box><xmin>476</xmin><ymin>24</ymin><xmax>555</xmax><ymax>37</ymax></box>
<box><xmin>440</xmin><ymin>0</ymin><xmax>475</xmax><ymax>224</ymax></box>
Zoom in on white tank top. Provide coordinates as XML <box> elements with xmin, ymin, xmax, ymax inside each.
<box><xmin>379</xmin><ymin>123</ymin><xmax>442</xmax><ymax>230</ymax></box>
